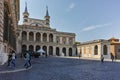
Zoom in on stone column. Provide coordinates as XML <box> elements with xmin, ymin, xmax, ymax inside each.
<box><xmin>34</xmin><ymin>32</ymin><xmax>36</xmax><ymax>42</ymax></box>
<box><xmin>27</xmin><ymin>32</ymin><xmax>29</xmax><ymax>41</ymax></box>
<box><xmin>47</xmin><ymin>33</ymin><xmax>49</xmax><ymax>42</ymax></box>
<box><xmin>60</xmin><ymin>37</ymin><xmax>62</xmax><ymax>44</ymax></box>
<box><xmin>53</xmin><ymin>46</ymin><xmax>56</xmax><ymax>56</ymax></box>
<box><xmin>27</xmin><ymin>45</ymin><xmax>29</xmax><ymax>51</ymax></box>
<box><xmin>60</xmin><ymin>47</ymin><xmax>62</xmax><ymax>56</ymax></box>
<box><xmin>34</xmin><ymin>45</ymin><xmax>36</xmax><ymax>52</ymax></box>
<box><xmin>66</xmin><ymin>37</ymin><xmax>69</xmax><ymax>44</ymax></box>
<box><xmin>53</xmin><ymin>35</ymin><xmax>56</xmax><ymax>43</ymax></box>
<box><xmin>66</xmin><ymin>47</ymin><xmax>69</xmax><ymax>56</ymax></box>
<box><xmin>41</xmin><ymin>33</ymin><xmax>43</xmax><ymax>42</ymax></box>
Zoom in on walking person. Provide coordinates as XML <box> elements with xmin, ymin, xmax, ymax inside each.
<box><xmin>101</xmin><ymin>55</ymin><xmax>104</xmax><ymax>63</ymax></box>
<box><xmin>7</xmin><ymin>51</ymin><xmax>12</xmax><ymax>66</ymax></box>
<box><xmin>11</xmin><ymin>51</ymin><xmax>16</xmax><ymax>68</ymax></box>
<box><xmin>24</xmin><ymin>51</ymin><xmax>31</xmax><ymax>68</ymax></box>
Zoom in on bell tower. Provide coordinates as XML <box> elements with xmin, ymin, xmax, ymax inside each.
<box><xmin>44</xmin><ymin>6</ymin><xmax>50</xmax><ymax>26</ymax></box>
<box><xmin>23</xmin><ymin>2</ymin><xmax>29</xmax><ymax>24</ymax></box>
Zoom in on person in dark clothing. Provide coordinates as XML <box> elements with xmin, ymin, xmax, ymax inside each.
<box><xmin>24</xmin><ymin>51</ymin><xmax>31</xmax><ymax>68</ymax></box>
<box><xmin>101</xmin><ymin>55</ymin><xmax>104</xmax><ymax>63</ymax></box>
<box><xmin>7</xmin><ymin>52</ymin><xmax>12</xmax><ymax>66</ymax></box>
<box><xmin>111</xmin><ymin>53</ymin><xmax>114</xmax><ymax>62</ymax></box>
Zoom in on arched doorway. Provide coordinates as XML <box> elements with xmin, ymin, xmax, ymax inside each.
<box><xmin>22</xmin><ymin>45</ymin><xmax>27</xmax><ymax>53</ymax></box>
<box><xmin>69</xmin><ymin>48</ymin><xmax>72</xmax><ymax>56</ymax></box>
<box><xmin>22</xmin><ymin>31</ymin><xmax>27</xmax><ymax>41</ymax></box>
<box><xmin>29</xmin><ymin>45</ymin><xmax>34</xmax><ymax>52</ymax></box>
<box><xmin>29</xmin><ymin>32</ymin><xmax>34</xmax><ymax>41</ymax></box>
<box><xmin>62</xmin><ymin>47</ymin><xmax>66</xmax><ymax>56</ymax></box>
<box><xmin>43</xmin><ymin>46</ymin><xmax>47</xmax><ymax>54</ymax></box>
<box><xmin>49</xmin><ymin>46</ymin><xmax>53</xmax><ymax>55</ymax></box>
<box><xmin>94</xmin><ymin>45</ymin><xmax>98</xmax><ymax>55</ymax></box>
<box><xmin>56</xmin><ymin>47</ymin><xmax>59</xmax><ymax>56</ymax></box>
<box><xmin>103</xmin><ymin>45</ymin><xmax>107</xmax><ymax>55</ymax></box>
<box><xmin>36</xmin><ymin>45</ymin><xmax>40</xmax><ymax>51</ymax></box>
<box><xmin>43</xmin><ymin>33</ymin><xmax>47</xmax><ymax>42</ymax></box>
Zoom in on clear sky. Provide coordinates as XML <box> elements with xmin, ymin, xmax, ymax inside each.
<box><xmin>19</xmin><ymin>0</ymin><xmax>120</xmax><ymax>42</ymax></box>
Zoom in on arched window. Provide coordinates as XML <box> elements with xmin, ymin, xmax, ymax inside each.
<box><xmin>94</xmin><ymin>45</ymin><xmax>98</xmax><ymax>55</ymax></box>
<box><xmin>103</xmin><ymin>45</ymin><xmax>107</xmax><ymax>55</ymax></box>
<box><xmin>29</xmin><ymin>45</ymin><xmax>34</xmax><ymax>52</ymax></box>
<box><xmin>36</xmin><ymin>32</ymin><xmax>41</xmax><ymax>42</ymax></box>
<box><xmin>49</xmin><ymin>34</ymin><xmax>53</xmax><ymax>42</ymax></box>
<box><xmin>22</xmin><ymin>31</ymin><xmax>27</xmax><ymax>41</ymax></box>
<box><xmin>29</xmin><ymin>32</ymin><xmax>34</xmax><ymax>41</ymax></box>
<box><xmin>62</xmin><ymin>37</ymin><xmax>66</xmax><ymax>44</ymax></box>
<box><xmin>43</xmin><ymin>33</ymin><xmax>47</xmax><ymax>42</ymax></box>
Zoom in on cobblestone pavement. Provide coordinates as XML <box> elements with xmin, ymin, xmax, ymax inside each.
<box><xmin>0</xmin><ymin>56</ymin><xmax>120</xmax><ymax>80</ymax></box>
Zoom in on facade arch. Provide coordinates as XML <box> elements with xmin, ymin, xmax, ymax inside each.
<box><xmin>56</xmin><ymin>47</ymin><xmax>60</xmax><ymax>56</ymax></box>
<box><xmin>22</xmin><ymin>31</ymin><xmax>27</xmax><ymax>41</ymax></box>
<box><xmin>103</xmin><ymin>45</ymin><xmax>107</xmax><ymax>55</ymax></box>
<box><xmin>36</xmin><ymin>45</ymin><xmax>40</xmax><ymax>51</ymax></box>
<box><xmin>29</xmin><ymin>45</ymin><xmax>34</xmax><ymax>52</ymax></box>
<box><xmin>94</xmin><ymin>45</ymin><xmax>98</xmax><ymax>55</ymax></box>
<box><xmin>22</xmin><ymin>45</ymin><xmax>27</xmax><ymax>53</ymax></box>
<box><xmin>49</xmin><ymin>46</ymin><xmax>53</xmax><ymax>55</ymax></box>
<box><xmin>43</xmin><ymin>46</ymin><xmax>47</xmax><ymax>54</ymax></box>
<box><xmin>43</xmin><ymin>33</ymin><xmax>47</xmax><ymax>42</ymax></box>
<box><xmin>36</xmin><ymin>32</ymin><xmax>41</xmax><ymax>42</ymax></box>
<box><xmin>62</xmin><ymin>47</ymin><xmax>66</xmax><ymax>56</ymax></box>
<box><xmin>69</xmin><ymin>48</ymin><xmax>72</xmax><ymax>56</ymax></box>
<box><xmin>29</xmin><ymin>32</ymin><xmax>34</xmax><ymax>41</ymax></box>
<box><xmin>49</xmin><ymin>34</ymin><xmax>53</xmax><ymax>42</ymax></box>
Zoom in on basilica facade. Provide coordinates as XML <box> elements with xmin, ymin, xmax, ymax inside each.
<box><xmin>16</xmin><ymin>5</ymin><xmax>76</xmax><ymax>57</ymax></box>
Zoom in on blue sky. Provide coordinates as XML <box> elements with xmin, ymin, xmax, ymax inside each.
<box><xmin>19</xmin><ymin>0</ymin><xmax>120</xmax><ymax>42</ymax></box>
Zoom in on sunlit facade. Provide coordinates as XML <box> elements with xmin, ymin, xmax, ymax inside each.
<box><xmin>77</xmin><ymin>39</ymin><xmax>111</xmax><ymax>59</ymax></box>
